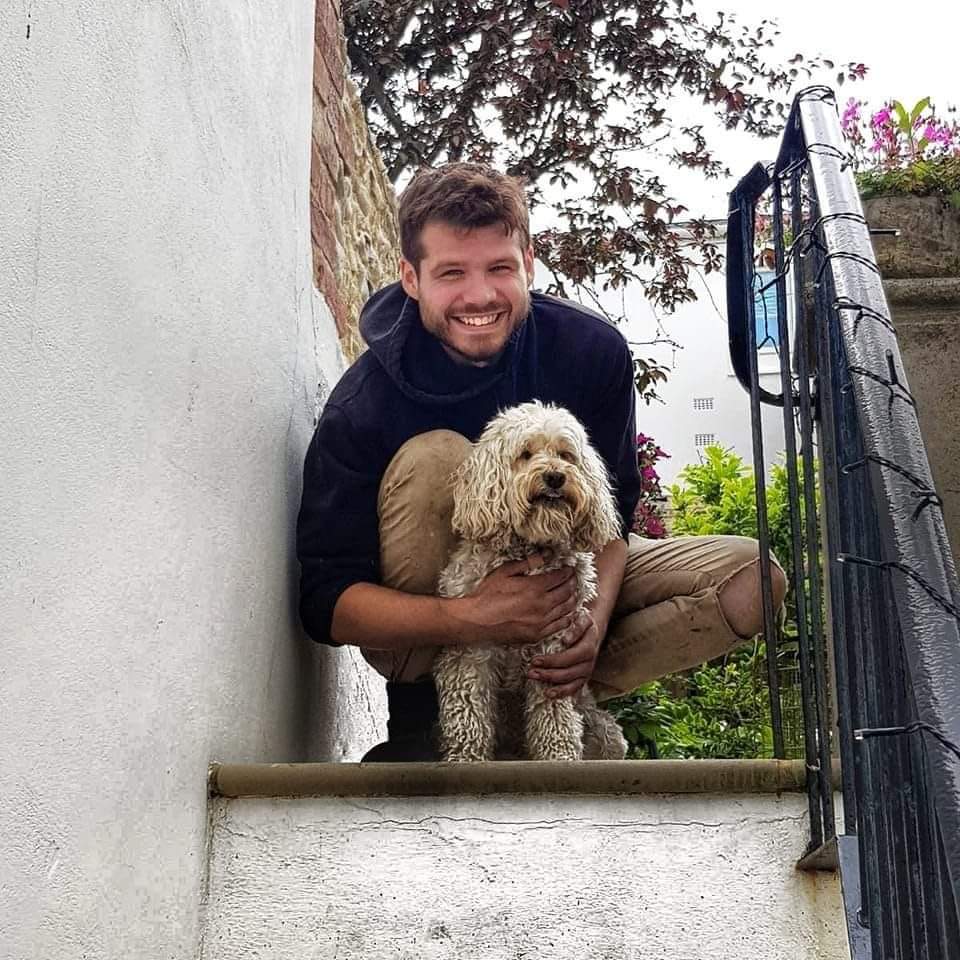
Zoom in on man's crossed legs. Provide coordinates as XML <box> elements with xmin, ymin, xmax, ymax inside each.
<box><xmin>360</xmin><ymin>431</ymin><xmax>787</xmax><ymax>761</ymax></box>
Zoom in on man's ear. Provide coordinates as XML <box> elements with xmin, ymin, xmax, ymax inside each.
<box><xmin>523</xmin><ymin>244</ymin><xmax>535</xmax><ymax>287</ymax></box>
<box><xmin>399</xmin><ymin>257</ymin><xmax>420</xmax><ymax>300</ymax></box>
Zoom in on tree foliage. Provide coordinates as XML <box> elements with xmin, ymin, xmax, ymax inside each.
<box><xmin>343</xmin><ymin>0</ymin><xmax>865</xmax><ymax>394</ymax></box>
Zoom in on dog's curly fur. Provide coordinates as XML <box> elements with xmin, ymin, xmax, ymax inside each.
<box><xmin>434</xmin><ymin>401</ymin><xmax>628</xmax><ymax>762</ymax></box>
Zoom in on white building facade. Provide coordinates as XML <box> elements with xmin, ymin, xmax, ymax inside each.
<box><xmin>621</xmin><ymin>240</ymin><xmax>788</xmax><ymax>487</ymax></box>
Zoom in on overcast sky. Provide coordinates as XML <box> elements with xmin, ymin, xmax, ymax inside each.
<box><xmin>667</xmin><ymin>0</ymin><xmax>958</xmax><ymax>217</ymax></box>
<box><xmin>531</xmin><ymin>0</ymin><xmax>958</xmax><ymax>380</ymax></box>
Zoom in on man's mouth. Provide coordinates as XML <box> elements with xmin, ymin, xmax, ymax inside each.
<box><xmin>451</xmin><ymin>311</ymin><xmax>507</xmax><ymax>328</ymax></box>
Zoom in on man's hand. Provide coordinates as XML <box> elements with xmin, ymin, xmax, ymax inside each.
<box><xmin>452</xmin><ymin>553</ymin><xmax>578</xmax><ymax>646</ymax></box>
<box><xmin>526</xmin><ymin>608</ymin><xmax>603</xmax><ymax>699</ymax></box>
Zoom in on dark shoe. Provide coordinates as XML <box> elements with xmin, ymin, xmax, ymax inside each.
<box><xmin>360</xmin><ymin>679</ymin><xmax>441</xmax><ymax>763</ymax></box>
<box><xmin>360</xmin><ymin>734</ymin><xmax>440</xmax><ymax>762</ymax></box>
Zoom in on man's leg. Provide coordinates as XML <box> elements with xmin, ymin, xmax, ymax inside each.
<box><xmin>360</xmin><ymin>430</ymin><xmax>472</xmax><ymax>761</ymax></box>
<box><xmin>591</xmin><ymin>534</ymin><xmax>788</xmax><ymax>702</ymax></box>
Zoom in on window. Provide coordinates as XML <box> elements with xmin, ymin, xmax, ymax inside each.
<box><xmin>693</xmin><ymin>397</ymin><xmax>714</xmax><ymax>411</ymax></box>
<box><xmin>695</xmin><ymin>433</ymin><xmax>716</xmax><ymax>448</ymax></box>
<box><xmin>753</xmin><ymin>270</ymin><xmax>780</xmax><ymax>349</ymax></box>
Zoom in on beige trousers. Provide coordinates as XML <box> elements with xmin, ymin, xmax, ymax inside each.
<box><xmin>363</xmin><ymin>430</ymin><xmax>774</xmax><ymax>701</ymax></box>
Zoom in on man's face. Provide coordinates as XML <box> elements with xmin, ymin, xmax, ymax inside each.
<box><xmin>399</xmin><ymin>220</ymin><xmax>535</xmax><ymax>366</ymax></box>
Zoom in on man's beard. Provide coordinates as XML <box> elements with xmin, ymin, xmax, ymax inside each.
<box><xmin>420</xmin><ymin>287</ymin><xmax>532</xmax><ymax>367</ymax></box>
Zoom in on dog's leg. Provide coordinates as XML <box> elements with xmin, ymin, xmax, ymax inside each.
<box><xmin>524</xmin><ymin>638</ymin><xmax>584</xmax><ymax>761</ymax></box>
<box><xmin>434</xmin><ymin>647</ymin><xmax>499</xmax><ymax>762</ymax></box>
<box><xmin>578</xmin><ymin>688</ymin><xmax>628</xmax><ymax>760</ymax></box>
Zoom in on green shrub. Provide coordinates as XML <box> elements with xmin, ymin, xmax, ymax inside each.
<box><xmin>607</xmin><ymin>446</ymin><xmax>812</xmax><ymax>760</ymax></box>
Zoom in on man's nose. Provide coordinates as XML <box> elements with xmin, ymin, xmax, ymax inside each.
<box><xmin>460</xmin><ymin>274</ymin><xmax>498</xmax><ymax>307</ymax></box>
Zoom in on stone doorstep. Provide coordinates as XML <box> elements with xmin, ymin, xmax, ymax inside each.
<box><xmin>208</xmin><ymin>758</ymin><xmax>841</xmax><ymax>800</ymax></box>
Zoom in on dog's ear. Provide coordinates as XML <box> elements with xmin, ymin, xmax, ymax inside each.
<box><xmin>450</xmin><ymin>436</ymin><xmax>513</xmax><ymax>544</ymax></box>
<box><xmin>570</xmin><ymin>442</ymin><xmax>622</xmax><ymax>553</ymax></box>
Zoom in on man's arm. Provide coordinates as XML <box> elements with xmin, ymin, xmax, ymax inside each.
<box><xmin>525</xmin><ymin>537</ymin><xmax>627</xmax><ymax>697</ymax></box>
<box><xmin>331</xmin><ymin>556</ymin><xmax>580</xmax><ymax>650</ymax></box>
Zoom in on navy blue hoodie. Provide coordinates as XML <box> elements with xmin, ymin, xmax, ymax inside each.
<box><xmin>296</xmin><ymin>282</ymin><xmax>642</xmax><ymax>645</ymax></box>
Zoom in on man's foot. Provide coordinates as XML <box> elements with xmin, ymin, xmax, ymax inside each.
<box><xmin>361</xmin><ymin>733</ymin><xmax>441</xmax><ymax>763</ymax></box>
<box><xmin>360</xmin><ymin>678</ymin><xmax>441</xmax><ymax>763</ymax></box>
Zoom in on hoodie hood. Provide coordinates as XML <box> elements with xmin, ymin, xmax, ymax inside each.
<box><xmin>358</xmin><ymin>282</ymin><xmax>523</xmax><ymax>405</ymax></box>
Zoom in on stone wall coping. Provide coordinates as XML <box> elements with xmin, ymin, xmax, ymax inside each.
<box><xmin>884</xmin><ymin>277</ymin><xmax>960</xmax><ymax>308</ymax></box>
<box><xmin>209</xmin><ymin>758</ymin><xmax>840</xmax><ymax>799</ymax></box>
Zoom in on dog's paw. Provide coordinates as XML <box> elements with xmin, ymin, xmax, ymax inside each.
<box><xmin>443</xmin><ymin>748</ymin><xmax>493</xmax><ymax>763</ymax></box>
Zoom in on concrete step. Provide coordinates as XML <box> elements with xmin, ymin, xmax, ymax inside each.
<box><xmin>200</xmin><ymin>760</ymin><xmax>848</xmax><ymax>960</ymax></box>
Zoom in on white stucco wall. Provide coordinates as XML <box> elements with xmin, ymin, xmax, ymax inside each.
<box><xmin>203</xmin><ymin>792</ymin><xmax>849</xmax><ymax>960</ymax></box>
<box><xmin>0</xmin><ymin>4</ymin><xmax>385</xmax><ymax>958</ymax></box>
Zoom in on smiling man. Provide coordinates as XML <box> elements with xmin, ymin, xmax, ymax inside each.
<box><xmin>296</xmin><ymin>162</ymin><xmax>785</xmax><ymax>761</ymax></box>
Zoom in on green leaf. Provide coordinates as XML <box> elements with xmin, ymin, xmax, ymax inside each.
<box><xmin>950</xmin><ymin>191</ymin><xmax>960</xmax><ymax>210</ymax></box>
<box><xmin>892</xmin><ymin>100</ymin><xmax>911</xmax><ymax>135</ymax></box>
<box><xmin>910</xmin><ymin>97</ymin><xmax>931</xmax><ymax>124</ymax></box>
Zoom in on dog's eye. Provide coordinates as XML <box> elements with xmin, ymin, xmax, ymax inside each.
<box><xmin>559</xmin><ymin>451</ymin><xmax>577</xmax><ymax>463</ymax></box>
<box><xmin>519</xmin><ymin>450</ymin><xmax>533</xmax><ymax>461</ymax></box>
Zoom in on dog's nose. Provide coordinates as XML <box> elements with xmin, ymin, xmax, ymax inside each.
<box><xmin>544</xmin><ymin>471</ymin><xmax>565</xmax><ymax>490</ymax></box>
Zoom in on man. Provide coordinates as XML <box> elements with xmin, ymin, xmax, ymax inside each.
<box><xmin>297</xmin><ymin>162</ymin><xmax>786</xmax><ymax>761</ymax></box>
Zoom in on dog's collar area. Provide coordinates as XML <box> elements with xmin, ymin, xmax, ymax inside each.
<box><xmin>209</xmin><ymin>758</ymin><xmax>837</xmax><ymax>799</ymax></box>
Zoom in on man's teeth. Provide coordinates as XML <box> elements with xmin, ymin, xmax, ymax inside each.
<box><xmin>454</xmin><ymin>312</ymin><xmax>501</xmax><ymax>327</ymax></box>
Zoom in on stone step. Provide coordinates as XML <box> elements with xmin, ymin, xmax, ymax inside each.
<box><xmin>199</xmin><ymin>760</ymin><xmax>848</xmax><ymax>960</ymax></box>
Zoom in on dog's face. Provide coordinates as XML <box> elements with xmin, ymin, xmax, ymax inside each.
<box><xmin>451</xmin><ymin>402</ymin><xmax>621</xmax><ymax>552</ymax></box>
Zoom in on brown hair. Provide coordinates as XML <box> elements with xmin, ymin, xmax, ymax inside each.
<box><xmin>397</xmin><ymin>162</ymin><xmax>530</xmax><ymax>269</ymax></box>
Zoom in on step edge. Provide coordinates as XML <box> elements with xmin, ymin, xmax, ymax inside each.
<box><xmin>209</xmin><ymin>758</ymin><xmax>841</xmax><ymax>799</ymax></box>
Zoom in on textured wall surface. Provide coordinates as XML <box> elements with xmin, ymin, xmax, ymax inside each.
<box><xmin>311</xmin><ymin>0</ymin><xmax>400</xmax><ymax>360</ymax></box>
<box><xmin>885</xmin><ymin>279</ymin><xmax>960</xmax><ymax>569</ymax></box>
<box><xmin>202</xmin><ymin>792</ymin><xmax>849</xmax><ymax>960</ymax></box>
<box><xmin>0</xmin><ymin>2</ymin><xmax>385</xmax><ymax>957</ymax></box>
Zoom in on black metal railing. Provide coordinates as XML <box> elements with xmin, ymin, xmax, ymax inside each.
<box><xmin>726</xmin><ymin>86</ymin><xmax>960</xmax><ymax>960</ymax></box>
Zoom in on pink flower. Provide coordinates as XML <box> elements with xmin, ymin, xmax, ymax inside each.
<box><xmin>641</xmin><ymin>466</ymin><xmax>658</xmax><ymax>481</ymax></box>
<box><xmin>644</xmin><ymin>516</ymin><xmax>666</xmax><ymax>538</ymax></box>
<box><xmin>841</xmin><ymin>98</ymin><xmax>861</xmax><ymax>131</ymax></box>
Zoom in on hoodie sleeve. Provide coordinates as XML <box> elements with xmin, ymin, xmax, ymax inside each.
<box><xmin>585</xmin><ymin>333</ymin><xmax>642</xmax><ymax>540</ymax></box>
<box><xmin>296</xmin><ymin>402</ymin><xmax>384</xmax><ymax>645</ymax></box>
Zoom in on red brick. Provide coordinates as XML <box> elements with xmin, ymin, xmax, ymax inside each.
<box><xmin>312</xmin><ymin>112</ymin><xmax>341</xmax><ymax>182</ymax></box>
<box><xmin>313</xmin><ymin>252</ymin><xmax>349</xmax><ymax>336</ymax></box>
<box><xmin>320</xmin><ymin>37</ymin><xmax>346</xmax><ymax>86</ymax></box>
<box><xmin>329</xmin><ymin>50</ymin><xmax>347</xmax><ymax>97</ymax></box>
<box><xmin>310</xmin><ymin>143</ymin><xmax>337</xmax><ymax>218</ymax></box>
<box><xmin>314</xmin><ymin>4</ymin><xmax>346</xmax><ymax>94</ymax></box>
<box><xmin>312</xmin><ymin>62</ymin><xmax>329</xmax><ymax>107</ymax></box>
<box><xmin>329</xmin><ymin>109</ymin><xmax>354</xmax><ymax>174</ymax></box>
<box><xmin>310</xmin><ymin>204</ymin><xmax>337</xmax><ymax>266</ymax></box>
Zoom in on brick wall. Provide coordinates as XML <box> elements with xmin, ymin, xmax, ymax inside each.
<box><xmin>311</xmin><ymin>0</ymin><xmax>400</xmax><ymax>361</ymax></box>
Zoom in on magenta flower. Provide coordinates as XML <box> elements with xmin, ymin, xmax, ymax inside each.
<box><xmin>841</xmin><ymin>98</ymin><xmax>861</xmax><ymax>130</ymax></box>
<box><xmin>632</xmin><ymin>433</ymin><xmax>670</xmax><ymax>539</ymax></box>
<box><xmin>644</xmin><ymin>516</ymin><xmax>667</xmax><ymax>539</ymax></box>
<box><xmin>843</xmin><ymin>95</ymin><xmax>960</xmax><ymax>173</ymax></box>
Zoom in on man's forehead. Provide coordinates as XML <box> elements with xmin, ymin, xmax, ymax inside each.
<box><xmin>419</xmin><ymin>219</ymin><xmax>526</xmax><ymax>260</ymax></box>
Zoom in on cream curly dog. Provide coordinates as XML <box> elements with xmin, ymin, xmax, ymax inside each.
<box><xmin>434</xmin><ymin>401</ymin><xmax>629</xmax><ymax>762</ymax></box>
